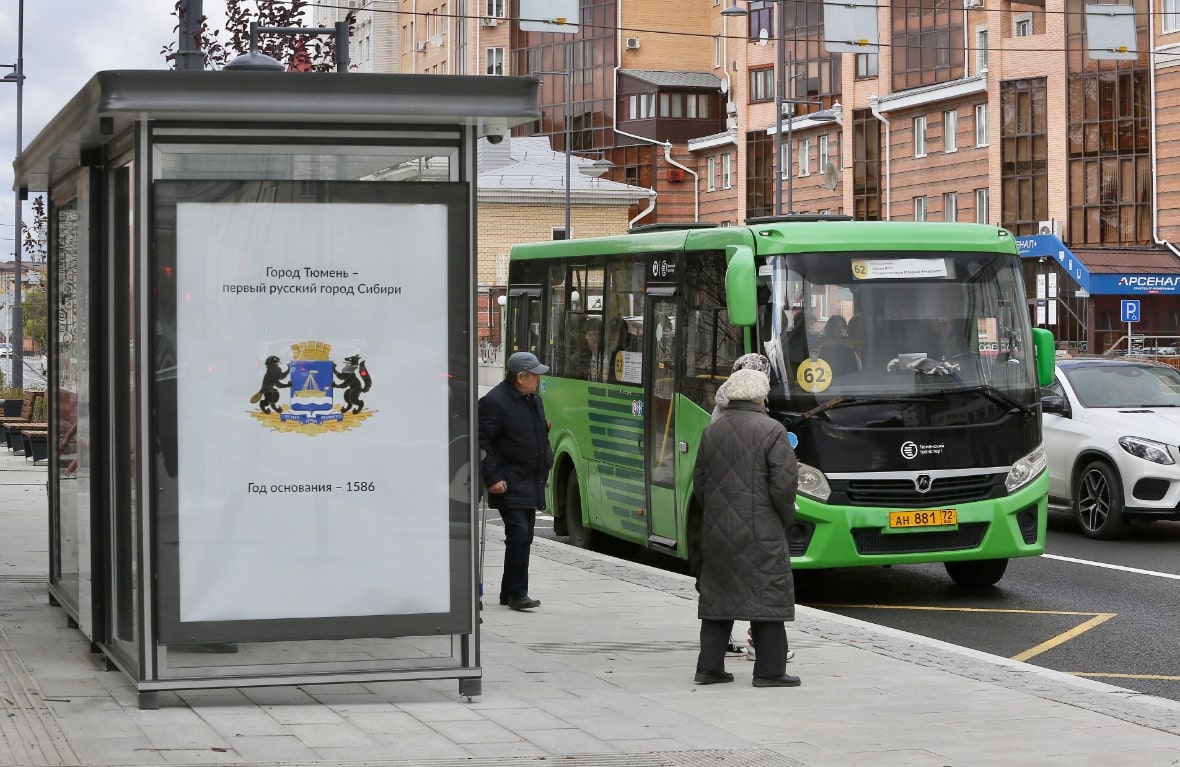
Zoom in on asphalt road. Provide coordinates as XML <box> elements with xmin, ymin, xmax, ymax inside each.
<box><xmin>0</xmin><ymin>354</ymin><xmax>48</xmax><ymax>388</ymax></box>
<box><xmin>522</xmin><ymin>506</ymin><xmax>1180</xmax><ymax>703</ymax></box>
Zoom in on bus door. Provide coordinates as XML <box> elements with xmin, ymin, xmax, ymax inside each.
<box><xmin>644</xmin><ymin>285</ymin><xmax>679</xmax><ymax>549</ymax></box>
<box><xmin>503</xmin><ymin>287</ymin><xmax>542</xmax><ymax>357</ymax></box>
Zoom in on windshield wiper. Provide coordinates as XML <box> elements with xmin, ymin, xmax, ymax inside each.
<box><xmin>939</xmin><ymin>384</ymin><xmax>1034</xmax><ymax>415</ymax></box>
<box><xmin>787</xmin><ymin>394</ymin><xmax>937</xmax><ymax>424</ymax></box>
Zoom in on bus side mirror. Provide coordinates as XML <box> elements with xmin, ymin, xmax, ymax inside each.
<box><xmin>1032</xmin><ymin>328</ymin><xmax>1055</xmax><ymax>387</ymax></box>
<box><xmin>725</xmin><ymin>244</ymin><xmax>757</xmax><ymax>327</ymax></box>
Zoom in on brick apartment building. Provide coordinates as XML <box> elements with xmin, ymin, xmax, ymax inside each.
<box><xmin>317</xmin><ymin>0</ymin><xmax>1180</xmax><ymax>355</ymax></box>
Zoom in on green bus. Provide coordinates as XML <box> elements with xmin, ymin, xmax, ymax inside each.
<box><xmin>503</xmin><ymin>217</ymin><xmax>1056</xmax><ymax>586</ymax></box>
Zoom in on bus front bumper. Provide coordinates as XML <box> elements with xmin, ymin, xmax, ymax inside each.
<box><xmin>788</xmin><ymin>472</ymin><xmax>1048</xmax><ymax>569</ymax></box>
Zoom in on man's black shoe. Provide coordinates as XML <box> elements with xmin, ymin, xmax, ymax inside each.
<box><xmin>508</xmin><ymin>596</ymin><xmax>541</xmax><ymax>611</ymax></box>
<box><xmin>499</xmin><ymin>597</ymin><xmax>509</xmax><ymax>606</ymax></box>
<box><xmin>752</xmin><ymin>674</ymin><xmax>801</xmax><ymax>688</ymax></box>
<box><xmin>693</xmin><ymin>670</ymin><xmax>734</xmax><ymax>685</ymax></box>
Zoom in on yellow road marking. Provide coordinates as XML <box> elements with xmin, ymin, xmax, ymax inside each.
<box><xmin>807</xmin><ymin>603</ymin><xmax>1116</xmax><ymax>662</ymax></box>
<box><xmin>1068</xmin><ymin>672</ymin><xmax>1180</xmax><ymax>682</ymax></box>
<box><xmin>1009</xmin><ymin>613</ymin><xmax>1115</xmax><ymax>662</ymax></box>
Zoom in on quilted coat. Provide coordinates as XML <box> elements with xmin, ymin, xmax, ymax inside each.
<box><xmin>693</xmin><ymin>399</ymin><xmax>798</xmax><ymax>621</ymax></box>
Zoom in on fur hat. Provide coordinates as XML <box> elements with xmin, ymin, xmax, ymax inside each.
<box><xmin>731</xmin><ymin>352</ymin><xmax>771</xmax><ymax>375</ymax></box>
<box><xmin>724</xmin><ymin>368</ymin><xmax>770</xmax><ymax>403</ymax></box>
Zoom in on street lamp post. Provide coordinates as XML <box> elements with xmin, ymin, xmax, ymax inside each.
<box><xmin>3</xmin><ymin>0</ymin><xmax>25</xmax><ymax>389</ymax></box>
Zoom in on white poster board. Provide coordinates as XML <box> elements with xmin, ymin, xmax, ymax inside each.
<box><xmin>174</xmin><ymin>202</ymin><xmax>451</xmax><ymax>623</ymax></box>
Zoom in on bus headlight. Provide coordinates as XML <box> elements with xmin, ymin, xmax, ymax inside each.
<box><xmin>797</xmin><ymin>462</ymin><xmax>831</xmax><ymax>502</ymax></box>
<box><xmin>1005</xmin><ymin>444</ymin><xmax>1047</xmax><ymax>493</ymax></box>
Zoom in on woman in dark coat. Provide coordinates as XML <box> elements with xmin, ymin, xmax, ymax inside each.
<box><xmin>692</xmin><ymin>367</ymin><xmax>800</xmax><ymax>687</ymax></box>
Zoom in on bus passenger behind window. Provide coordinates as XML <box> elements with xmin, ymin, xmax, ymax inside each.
<box><xmin>818</xmin><ymin>315</ymin><xmax>859</xmax><ymax>376</ymax></box>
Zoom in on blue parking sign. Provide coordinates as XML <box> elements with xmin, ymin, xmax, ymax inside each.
<box><xmin>1121</xmin><ymin>299</ymin><xmax>1140</xmax><ymax>323</ymax></box>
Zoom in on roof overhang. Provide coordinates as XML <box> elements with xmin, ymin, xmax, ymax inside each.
<box><xmin>14</xmin><ymin>70</ymin><xmax>541</xmax><ymax>192</ymax></box>
<box><xmin>873</xmin><ymin>75</ymin><xmax>987</xmax><ymax>114</ymax></box>
<box><xmin>1017</xmin><ymin>234</ymin><xmax>1180</xmax><ymax>295</ymax></box>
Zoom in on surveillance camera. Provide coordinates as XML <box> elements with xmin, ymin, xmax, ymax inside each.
<box><xmin>486</xmin><ymin>133</ymin><xmax>504</xmax><ymax>145</ymax></box>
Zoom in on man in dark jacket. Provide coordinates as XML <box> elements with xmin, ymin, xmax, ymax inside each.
<box><xmin>692</xmin><ymin>367</ymin><xmax>800</xmax><ymax>687</ymax></box>
<box><xmin>479</xmin><ymin>352</ymin><xmax>554</xmax><ymax>611</ymax></box>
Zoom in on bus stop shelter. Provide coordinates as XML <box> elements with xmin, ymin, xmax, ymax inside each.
<box><xmin>12</xmin><ymin>69</ymin><xmax>539</xmax><ymax>709</ymax></box>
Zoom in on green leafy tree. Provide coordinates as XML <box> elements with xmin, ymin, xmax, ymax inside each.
<box><xmin>161</xmin><ymin>0</ymin><xmax>343</xmax><ymax>72</ymax></box>
<box><xmin>22</xmin><ymin>283</ymin><xmax>47</xmax><ymax>354</ymax></box>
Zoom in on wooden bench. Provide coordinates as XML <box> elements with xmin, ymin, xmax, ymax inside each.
<box><xmin>7</xmin><ymin>421</ymin><xmax>48</xmax><ymax>453</ymax></box>
<box><xmin>21</xmin><ymin>430</ymin><xmax>49</xmax><ymax>463</ymax></box>
<box><xmin>0</xmin><ymin>391</ymin><xmax>45</xmax><ymax>447</ymax></box>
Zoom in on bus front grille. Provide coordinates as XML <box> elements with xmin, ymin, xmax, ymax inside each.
<box><xmin>842</xmin><ymin>475</ymin><xmax>999</xmax><ymax>506</ymax></box>
<box><xmin>852</xmin><ymin>522</ymin><xmax>988</xmax><ymax>555</ymax></box>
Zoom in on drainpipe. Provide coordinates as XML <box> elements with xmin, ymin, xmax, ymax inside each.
<box><xmin>1149</xmin><ymin>11</ymin><xmax>1180</xmax><ymax>257</ymax></box>
<box><xmin>630</xmin><ymin>193</ymin><xmax>658</xmax><ymax>229</ymax></box>
<box><xmin>869</xmin><ymin>94</ymin><xmax>891</xmax><ymax>221</ymax></box>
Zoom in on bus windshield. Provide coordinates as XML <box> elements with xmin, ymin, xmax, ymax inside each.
<box><xmin>757</xmin><ymin>250</ymin><xmax>1038</xmax><ymax>412</ymax></box>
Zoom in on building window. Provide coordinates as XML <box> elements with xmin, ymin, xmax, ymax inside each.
<box><xmin>628</xmin><ymin>94</ymin><xmax>656</xmax><ymax>119</ymax></box>
<box><xmin>976</xmin><ymin>26</ymin><xmax>989</xmax><ymax>72</ymax></box>
<box><xmin>798</xmin><ymin>138</ymin><xmax>811</xmax><ymax>176</ymax></box>
<box><xmin>914</xmin><ymin>196</ymin><xmax>928</xmax><ymax>222</ymax></box>
<box><xmin>722</xmin><ymin>153</ymin><xmax>733</xmax><ymax>189</ymax></box>
<box><xmin>975</xmin><ymin>103</ymin><xmax>988</xmax><ymax>147</ymax></box>
<box><xmin>999</xmin><ymin>78</ymin><xmax>1048</xmax><ymax>237</ymax></box>
<box><xmin>944</xmin><ymin>192</ymin><xmax>958</xmax><ymax>222</ymax></box>
<box><xmin>891</xmin><ymin>0</ymin><xmax>965</xmax><ymax>91</ymax></box>
<box><xmin>944</xmin><ymin>110</ymin><xmax>958</xmax><ymax>153</ymax></box>
<box><xmin>819</xmin><ymin>134</ymin><xmax>831</xmax><ymax>169</ymax></box>
<box><xmin>1014</xmin><ymin>13</ymin><xmax>1032</xmax><ymax>37</ymax></box>
<box><xmin>914</xmin><ymin>116</ymin><xmax>927</xmax><ymax>158</ymax></box>
<box><xmin>486</xmin><ymin>0</ymin><xmax>505</xmax><ymax>17</ymax></box>
<box><xmin>707</xmin><ymin>157</ymin><xmax>717</xmax><ymax>191</ymax></box>
<box><xmin>1065</xmin><ymin>31</ymin><xmax>1152</xmax><ymax>245</ymax></box>
<box><xmin>714</xmin><ymin>36</ymin><xmax>722</xmax><ymax>68</ymax></box>
<box><xmin>748</xmin><ymin>1</ymin><xmax>774</xmax><ymax>43</ymax></box>
<box><xmin>486</xmin><ymin>47</ymin><xmax>504</xmax><ymax>76</ymax></box>
<box><xmin>852</xmin><ymin>108</ymin><xmax>881</xmax><ymax>220</ymax></box>
<box><xmin>856</xmin><ymin>53</ymin><xmax>878</xmax><ymax>78</ymax></box>
<box><xmin>747</xmin><ymin>130</ymin><xmax>774</xmax><ymax>219</ymax></box>
<box><xmin>975</xmin><ymin>188</ymin><xmax>989</xmax><ymax>224</ymax></box>
<box><xmin>1167</xmin><ymin>0</ymin><xmax>1180</xmax><ymax>32</ymax></box>
<box><xmin>749</xmin><ymin>68</ymin><xmax>774</xmax><ymax>103</ymax></box>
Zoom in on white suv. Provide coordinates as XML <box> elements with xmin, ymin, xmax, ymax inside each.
<box><xmin>1042</xmin><ymin>358</ymin><xmax>1180</xmax><ymax>538</ymax></box>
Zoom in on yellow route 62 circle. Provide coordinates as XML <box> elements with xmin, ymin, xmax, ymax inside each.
<box><xmin>796</xmin><ymin>358</ymin><xmax>833</xmax><ymax>393</ymax></box>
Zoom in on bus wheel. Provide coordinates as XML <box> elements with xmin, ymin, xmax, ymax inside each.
<box><xmin>944</xmin><ymin>558</ymin><xmax>1008</xmax><ymax>587</ymax></box>
<box><xmin>565</xmin><ymin>473</ymin><xmax>597</xmax><ymax>549</ymax></box>
<box><xmin>1074</xmin><ymin>460</ymin><xmax>1128</xmax><ymax>540</ymax></box>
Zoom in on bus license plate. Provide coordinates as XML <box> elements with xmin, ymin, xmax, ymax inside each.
<box><xmin>889</xmin><ymin>509</ymin><xmax>957</xmax><ymax>529</ymax></box>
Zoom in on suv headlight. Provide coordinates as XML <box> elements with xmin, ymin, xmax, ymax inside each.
<box><xmin>797</xmin><ymin>462</ymin><xmax>831</xmax><ymax>502</ymax></box>
<box><xmin>1119</xmin><ymin>436</ymin><xmax>1175</xmax><ymax>465</ymax></box>
<box><xmin>1005</xmin><ymin>444</ymin><xmax>1047</xmax><ymax>492</ymax></box>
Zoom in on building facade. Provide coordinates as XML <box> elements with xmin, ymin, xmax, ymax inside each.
<box><xmin>316</xmin><ymin>0</ymin><xmax>1180</xmax><ymax>354</ymax></box>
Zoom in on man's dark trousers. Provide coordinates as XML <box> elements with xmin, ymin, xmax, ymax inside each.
<box><xmin>499</xmin><ymin>507</ymin><xmax>536</xmax><ymax>602</ymax></box>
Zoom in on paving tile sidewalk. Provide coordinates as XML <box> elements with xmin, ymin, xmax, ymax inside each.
<box><xmin>3</xmin><ymin>447</ymin><xmax>1180</xmax><ymax>766</ymax></box>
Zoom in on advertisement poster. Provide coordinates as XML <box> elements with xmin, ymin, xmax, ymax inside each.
<box><xmin>174</xmin><ymin>201</ymin><xmax>451</xmax><ymax>623</ymax></box>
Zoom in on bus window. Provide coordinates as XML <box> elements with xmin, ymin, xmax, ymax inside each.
<box><xmin>560</xmin><ymin>266</ymin><xmax>605</xmax><ymax>381</ymax></box>
<box><xmin>603</xmin><ymin>258</ymin><xmax>646</xmax><ymax>385</ymax></box>
<box><xmin>680</xmin><ymin>252</ymin><xmax>738</xmax><ymax>410</ymax></box>
<box><xmin>547</xmin><ymin>263</ymin><xmax>567</xmax><ymax>373</ymax></box>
